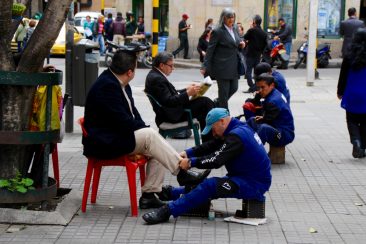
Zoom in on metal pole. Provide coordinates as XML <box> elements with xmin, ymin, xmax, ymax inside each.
<box><xmin>152</xmin><ymin>0</ymin><xmax>159</xmax><ymax>58</ymax></box>
<box><xmin>101</xmin><ymin>0</ymin><xmax>105</xmax><ymax>15</ymax></box>
<box><xmin>306</xmin><ymin>0</ymin><xmax>318</xmax><ymax>86</ymax></box>
<box><xmin>65</xmin><ymin>2</ymin><xmax>74</xmax><ymax>132</ymax></box>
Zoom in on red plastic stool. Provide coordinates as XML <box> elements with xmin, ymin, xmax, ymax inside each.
<box><xmin>78</xmin><ymin>117</ymin><xmax>147</xmax><ymax>216</ymax></box>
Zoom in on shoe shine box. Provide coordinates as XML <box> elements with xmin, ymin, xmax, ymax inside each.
<box><xmin>235</xmin><ymin>199</ymin><xmax>265</xmax><ymax>218</ymax></box>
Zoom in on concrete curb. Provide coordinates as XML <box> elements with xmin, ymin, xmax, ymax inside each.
<box><xmin>0</xmin><ymin>189</ymin><xmax>81</xmax><ymax>226</ymax></box>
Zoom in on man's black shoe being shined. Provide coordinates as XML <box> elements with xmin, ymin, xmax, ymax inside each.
<box><xmin>139</xmin><ymin>192</ymin><xmax>166</xmax><ymax>209</ymax></box>
<box><xmin>177</xmin><ymin>169</ymin><xmax>211</xmax><ymax>186</ymax></box>
<box><xmin>157</xmin><ymin>185</ymin><xmax>173</xmax><ymax>201</ymax></box>
<box><xmin>142</xmin><ymin>205</ymin><xmax>171</xmax><ymax>225</ymax></box>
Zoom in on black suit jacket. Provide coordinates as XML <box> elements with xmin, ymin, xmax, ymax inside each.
<box><xmin>145</xmin><ymin>68</ymin><xmax>189</xmax><ymax>125</ymax></box>
<box><xmin>243</xmin><ymin>26</ymin><xmax>267</xmax><ymax>58</ymax></box>
<box><xmin>340</xmin><ymin>17</ymin><xmax>365</xmax><ymax>56</ymax></box>
<box><xmin>83</xmin><ymin>69</ymin><xmax>147</xmax><ymax>159</ymax></box>
<box><xmin>204</xmin><ymin>25</ymin><xmax>241</xmax><ymax>80</ymax></box>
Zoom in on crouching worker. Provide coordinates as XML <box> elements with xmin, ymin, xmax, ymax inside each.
<box><xmin>244</xmin><ymin>73</ymin><xmax>294</xmax><ymax>146</ymax></box>
<box><xmin>142</xmin><ymin>108</ymin><xmax>272</xmax><ymax>224</ymax></box>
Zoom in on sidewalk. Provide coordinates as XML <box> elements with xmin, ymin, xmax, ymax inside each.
<box><xmin>1</xmin><ymin>68</ymin><xmax>366</xmax><ymax>244</ymax></box>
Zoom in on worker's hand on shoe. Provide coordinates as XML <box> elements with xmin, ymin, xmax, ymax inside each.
<box><xmin>179</xmin><ymin>158</ymin><xmax>191</xmax><ymax>170</ymax></box>
<box><xmin>180</xmin><ymin>151</ymin><xmax>187</xmax><ymax>158</ymax></box>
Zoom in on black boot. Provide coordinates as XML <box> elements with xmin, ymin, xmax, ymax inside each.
<box><xmin>352</xmin><ymin>140</ymin><xmax>365</xmax><ymax>158</ymax></box>
<box><xmin>139</xmin><ymin>192</ymin><xmax>166</xmax><ymax>209</ymax></box>
<box><xmin>142</xmin><ymin>205</ymin><xmax>171</xmax><ymax>225</ymax></box>
<box><xmin>177</xmin><ymin>169</ymin><xmax>211</xmax><ymax>186</ymax></box>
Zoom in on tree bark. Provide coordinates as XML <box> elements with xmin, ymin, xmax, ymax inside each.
<box><xmin>0</xmin><ymin>0</ymin><xmax>73</xmax><ymax>179</ymax></box>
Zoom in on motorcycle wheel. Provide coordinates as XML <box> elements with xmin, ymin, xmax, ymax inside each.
<box><xmin>294</xmin><ymin>57</ymin><xmax>304</xmax><ymax>69</ymax></box>
<box><xmin>317</xmin><ymin>56</ymin><xmax>329</xmax><ymax>68</ymax></box>
<box><xmin>142</xmin><ymin>54</ymin><xmax>153</xmax><ymax>69</ymax></box>
<box><xmin>105</xmin><ymin>54</ymin><xmax>113</xmax><ymax>67</ymax></box>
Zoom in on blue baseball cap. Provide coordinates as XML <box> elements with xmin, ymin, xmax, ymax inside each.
<box><xmin>201</xmin><ymin>108</ymin><xmax>230</xmax><ymax>135</ymax></box>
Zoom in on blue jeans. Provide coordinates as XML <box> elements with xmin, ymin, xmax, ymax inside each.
<box><xmin>284</xmin><ymin>42</ymin><xmax>292</xmax><ymax>56</ymax></box>
<box><xmin>94</xmin><ymin>34</ymin><xmax>105</xmax><ymax>54</ymax></box>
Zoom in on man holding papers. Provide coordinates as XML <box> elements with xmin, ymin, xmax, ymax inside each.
<box><xmin>145</xmin><ymin>52</ymin><xmax>215</xmax><ymax>142</ymax></box>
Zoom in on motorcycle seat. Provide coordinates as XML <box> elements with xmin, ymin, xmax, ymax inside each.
<box><xmin>317</xmin><ymin>43</ymin><xmax>328</xmax><ymax>51</ymax></box>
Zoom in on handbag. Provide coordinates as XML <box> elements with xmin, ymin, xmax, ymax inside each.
<box><xmin>237</xmin><ymin>52</ymin><xmax>246</xmax><ymax>76</ymax></box>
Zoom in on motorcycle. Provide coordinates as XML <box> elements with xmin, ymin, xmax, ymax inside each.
<box><xmin>105</xmin><ymin>36</ymin><xmax>152</xmax><ymax>69</ymax></box>
<box><xmin>262</xmin><ymin>31</ymin><xmax>289</xmax><ymax>69</ymax></box>
<box><xmin>293</xmin><ymin>42</ymin><xmax>331</xmax><ymax>69</ymax></box>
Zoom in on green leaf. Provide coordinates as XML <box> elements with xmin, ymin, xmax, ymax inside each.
<box><xmin>21</xmin><ymin>178</ymin><xmax>34</xmax><ymax>187</ymax></box>
<box><xmin>0</xmin><ymin>179</ymin><xmax>10</xmax><ymax>188</ymax></box>
<box><xmin>16</xmin><ymin>185</ymin><xmax>27</xmax><ymax>193</ymax></box>
<box><xmin>28</xmin><ymin>186</ymin><xmax>35</xmax><ymax>190</ymax></box>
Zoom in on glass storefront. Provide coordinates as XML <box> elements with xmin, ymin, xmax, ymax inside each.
<box><xmin>265</xmin><ymin>0</ymin><xmax>297</xmax><ymax>36</ymax></box>
<box><xmin>317</xmin><ymin>0</ymin><xmax>344</xmax><ymax>37</ymax></box>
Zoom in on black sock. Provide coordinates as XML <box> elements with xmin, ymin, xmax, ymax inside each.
<box><xmin>142</xmin><ymin>192</ymin><xmax>155</xmax><ymax>199</ymax></box>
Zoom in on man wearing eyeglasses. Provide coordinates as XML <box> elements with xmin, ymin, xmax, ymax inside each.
<box><xmin>145</xmin><ymin>51</ymin><xmax>215</xmax><ymax>142</ymax></box>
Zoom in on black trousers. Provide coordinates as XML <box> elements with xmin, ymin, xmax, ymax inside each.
<box><xmin>346</xmin><ymin>111</ymin><xmax>366</xmax><ymax>148</ymax></box>
<box><xmin>173</xmin><ymin>36</ymin><xmax>189</xmax><ymax>58</ymax></box>
<box><xmin>245</xmin><ymin>55</ymin><xmax>261</xmax><ymax>90</ymax></box>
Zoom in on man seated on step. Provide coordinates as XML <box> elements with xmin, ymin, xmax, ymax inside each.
<box><xmin>83</xmin><ymin>48</ymin><xmax>210</xmax><ymax>210</ymax></box>
<box><xmin>254</xmin><ymin>62</ymin><xmax>290</xmax><ymax>104</ymax></box>
<box><xmin>243</xmin><ymin>73</ymin><xmax>294</xmax><ymax>147</ymax></box>
<box><xmin>145</xmin><ymin>51</ymin><xmax>215</xmax><ymax>142</ymax></box>
<box><xmin>142</xmin><ymin>108</ymin><xmax>272</xmax><ymax>225</ymax></box>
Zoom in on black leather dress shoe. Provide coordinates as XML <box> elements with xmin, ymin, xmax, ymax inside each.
<box><xmin>139</xmin><ymin>194</ymin><xmax>166</xmax><ymax>209</ymax></box>
<box><xmin>157</xmin><ymin>185</ymin><xmax>173</xmax><ymax>201</ymax></box>
<box><xmin>142</xmin><ymin>205</ymin><xmax>171</xmax><ymax>225</ymax></box>
<box><xmin>177</xmin><ymin>169</ymin><xmax>211</xmax><ymax>186</ymax></box>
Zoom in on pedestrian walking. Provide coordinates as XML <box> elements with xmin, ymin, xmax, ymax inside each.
<box><xmin>243</xmin><ymin>15</ymin><xmax>267</xmax><ymax>93</ymax></box>
<box><xmin>340</xmin><ymin>7</ymin><xmax>365</xmax><ymax>57</ymax></box>
<box><xmin>94</xmin><ymin>15</ymin><xmax>106</xmax><ymax>56</ymax></box>
<box><xmin>273</xmin><ymin>18</ymin><xmax>292</xmax><ymax>69</ymax></box>
<box><xmin>201</xmin><ymin>8</ymin><xmax>245</xmax><ymax>109</ymax></box>
<box><xmin>112</xmin><ymin>12</ymin><xmax>126</xmax><ymax>46</ymax></box>
<box><xmin>172</xmin><ymin>14</ymin><xmax>191</xmax><ymax>59</ymax></box>
<box><xmin>337</xmin><ymin>28</ymin><xmax>366</xmax><ymax>158</ymax></box>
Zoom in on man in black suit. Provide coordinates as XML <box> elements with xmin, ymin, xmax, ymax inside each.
<box><xmin>83</xmin><ymin>49</ymin><xmax>209</xmax><ymax>210</ymax></box>
<box><xmin>172</xmin><ymin>14</ymin><xmax>191</xmax><ymax>59</ymax></box>
<box><xmin>145</xmin><ymin>52</ymin><xmax>215</xmax><ymax>142</ymax></box>
<box><xmin>201</xmin><ymin>8</ymin><xmax>245</xmax><ymax>109</ymax></box>
<box><xmin>340</xmin><ymin>7</ymin><xmax>365</xmax><ymax>57</ymax></box>
<box><xmin>243</xmin><ymin>15</ymin><xmax>268</xmax><ymax>93</ymax></box>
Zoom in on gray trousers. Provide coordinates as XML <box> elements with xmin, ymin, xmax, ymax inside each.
<box><xmin>217</xmin><ymin>78</ymin><xmax>238</xmax><ymax>109</ymax></box>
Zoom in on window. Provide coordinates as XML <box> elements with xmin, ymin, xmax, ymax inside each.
<box><xmin>317</xmin><ymin>0</ymin><xmax>345</xmax><ymax>37</ymax></box>
<box><xmin>264</xmin><ymin>0</ymin><xmax>297</xmax><ymax>37</ymax></box>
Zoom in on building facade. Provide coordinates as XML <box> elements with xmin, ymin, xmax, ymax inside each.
<box><xmin>114</xmin><ymin>0</ymin><xmax>365</xmax><ymax>58</ymax></box>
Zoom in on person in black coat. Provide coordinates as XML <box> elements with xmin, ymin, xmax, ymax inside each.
<box><xmin>201</xmin><ymin>8</ymin><xmax>245</xmax><ymax>109</ymax></box>
<box><xmin>340</xmin><ymin>7</ymin><xmax>365</xmax><ymax>57</ymax></box>
<box><xmin>197</xmin><ymin>28</ymin><xmax>212</xmax><ymax>63</ymax></box>
<box><xmin>243</xmin><ymin>15</ymin><xmax>267</xmax><ymax>93</ymax></box>
<box><xmin>145</xmin><ymin>52</ymin><xmax>215</xmax><ymax>142</ymax></box>
<box><xmin>83</xmin><ymin>50</ymin><xmax>210</xmax><ymax>209</ymax></box>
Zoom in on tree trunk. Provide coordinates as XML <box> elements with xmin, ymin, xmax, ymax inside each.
<box><xmin>0</xmin><ymin>0</ymin><xmax>73</xmax><ymax>179</ymax></box>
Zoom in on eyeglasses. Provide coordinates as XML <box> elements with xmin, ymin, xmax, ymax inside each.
<box><xmin>164</xmin><ymin>63</ymin><xmax>174</xmax><ymax>69</ymax></box>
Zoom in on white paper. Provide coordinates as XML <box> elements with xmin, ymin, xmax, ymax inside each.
<box><xmin>224</xmin><ymin>216</ymin><xmax>267</xmax><ymax>226</ymax></box>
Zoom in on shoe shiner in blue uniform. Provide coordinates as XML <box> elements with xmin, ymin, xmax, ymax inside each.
<box><xmin>142</xmin><ymin>108</ymin><xmax>272</xmax><ymax>224</ymax></box>
<box><xmin>244</xmin><ymin>73</ymin><xmax>294</xmax><ymax>146</ymax></box>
